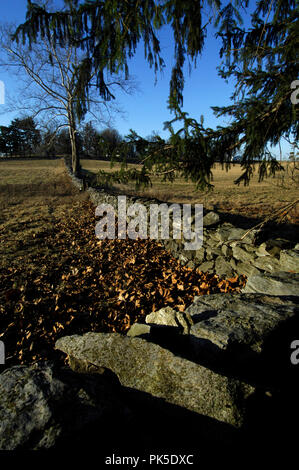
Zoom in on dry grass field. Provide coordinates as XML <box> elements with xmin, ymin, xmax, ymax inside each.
<box><xmin>82</xmin><ymin>159</ymin><xmax>299</xmax><ymax>224</ymax></box>
<box><xmin>0</xmin><ymin>159</ymin><xmax>88</xmax><ymax>265</ymax></box>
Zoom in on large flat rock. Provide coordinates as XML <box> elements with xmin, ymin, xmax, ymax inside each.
<box><xmin>279</xmin><ymin>249</ymin><xmax>299</xmax><ymax>272</ymax></box>
<box><xmin>185</xmin><ymin>293</ymin><xmax>299</xmax><ymax>376</ymax></box>
<box><xmin>252</xmin><ymin>256</ymin><xmax>281</xmax><ymax>273</ymax></box>
<box><xmin>0</xmin><ymin>362</ymin><xmax>124</xmax><ymax>450</ymax></box>
<box><xmin>242</xmin><ymin>272</ymin><xmax>299</xmax><ymax>295</ymax></box>
<box><xmin>55</xmin><ymin>332</ymin><xmax>254</xmax><ymax>428</ymax></box>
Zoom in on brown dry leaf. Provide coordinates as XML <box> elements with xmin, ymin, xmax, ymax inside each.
<box><xmin>200</xmin><ymin>282</ymin><xmax>209</xmax><ymax>290</ymax></box>
<box><xmin>177</xmin><ymin>304</ymin><xmax>186</xmax><ymax>312</ymax></box>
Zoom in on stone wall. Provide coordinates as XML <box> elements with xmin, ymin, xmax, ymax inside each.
<box><xmin>64</xmin><ymin>159</ymin><xmax>299</xmax><ymax>295</ymax></box>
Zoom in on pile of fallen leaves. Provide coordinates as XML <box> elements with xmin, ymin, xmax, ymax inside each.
<box><xmin>0</xmin><ymin>200</ymin><xmax>246</xmax><ymax>367</ymax></box>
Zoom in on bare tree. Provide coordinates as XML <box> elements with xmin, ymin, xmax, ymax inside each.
<box><xmin>0</xmin><ymin>20</ymin><xmax>137</xmax><ymax>175</ymax></box>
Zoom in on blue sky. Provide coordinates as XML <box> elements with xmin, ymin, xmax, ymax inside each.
<box><xmin>0</xmin><ymin>0</ymin><xmax>293</xmax><ymax>158</ymax></box>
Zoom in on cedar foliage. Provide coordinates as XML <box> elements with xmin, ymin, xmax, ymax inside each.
<box><xmin>13</xmin><ymin>0</ymin><xmax>298</xmax><ymax>188</ymax></box>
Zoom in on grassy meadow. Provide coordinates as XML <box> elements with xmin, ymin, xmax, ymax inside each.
<box><xmin>81</xmin><ymin>159</ymin><xmax>299</xmax><ymax>224</ymax></box>
<box><xmin>0</xmin><ymin>159</ymin><xmax>88</xmax><ymax>266</ymax></box>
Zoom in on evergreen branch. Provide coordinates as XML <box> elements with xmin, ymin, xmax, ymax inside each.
<box><xmin>255</xmin><ymin>0</ymin><xmax>275</xmax><ymax>60</ymax></box>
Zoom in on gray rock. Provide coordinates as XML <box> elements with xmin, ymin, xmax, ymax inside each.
<box><xmin>230</xmin><ymin>258</ymin><xmax>238</xmax><ymax>270</ymax></box>
<box><xmin>127</xmin><ymin>323</ymin><xmax>152</xmax><ymax>337</ymax></box>
<box><xmin>221</xmin><ymin>245</ymin><xmax>233</xmax><ymax>257</ymax></box>
<box><xmin>243</xmin><ymin>243</ymin><xmax>258</xmax><ymax>253</ymax></box>
<box><xmin>232</xmin><ymin>245</ymin><xmax>256</xmax><ymax>264</ymax></box>
<box><xmin>205</xmin><ymin>233</ymin><xmax>221</xmax><ymax>248</ymax></box>
<box><xmin>178</xmin><ymin>254</ymin><xmax>189</xmax><ymax>265</ymax></box>
<box><xmin>256</xmin><ymin>243</ymin><xmax>271</xmax><ymax>257</ymax></box>
<box><xmin>203</xmin><ymin>211</ymin><xmax>220</xmax><ymax>227</ymax></box>
<box><xmin>186</xmin><ymin>260</ymin><xmax>196</xmax><ymax>269</ymax></box>
<box><xmin>0</xmin><ymin>364</ymin><xmax>60</xmax><ymax>450</ymax></box>
<box><xmin>206</xmin><ymin>230</ymin><xmax>220</xmax><ymax>240</ymax></box>
<box><xmin>183</xmin><ymin>249</ymin><xmax>195</xmax><ymax>261</ymax></box>
<box><xmin>279</xmin><ymin>249</ymin><xmax>299</xmax><ymax>272</ymax></box>
<box><xmin>164</xmin><ymin>239</ymin><xmax>179</xmax><ymax>252</ymax></box>
<box><xmin>194</xmin><ymin>248</ymin><xmax>205</xmax><ymax>263</ymax></box>
<box><xmin>234</xmin><ymin>261</ymin><xmax>261</xmax><ymax>278</ymax></box>
<box><xmin>186</xmin><ymin>293</ymin><xmax>299</xmax><ymax>364</ymax></box>
<box><xmin>242</xmin><ymin>271</ymin><xmax>299</xmax><ymax>295</ymax></box>
<box><xmin>266</xmin><ymin>246</ymin><xmax>282</xmax><ymax>258</ymax></box>
<box><xmin>55</xmin><ymin>332</ymin><xmax>254</xmax><ymax>428</ymax></box>
<box><xmin>145</xmin><ymin>306</ymin><xmax>193</xmax><ymax>334</ymax></box>
<box><xmin>216</xmin><ymin>224</ymin><xmax>256</xmax><ymax>244</ymax></box>
<box><xmin>206</xmin><ymin>245</ymin><xmax>223</xmax><ymax>257</ymax></box>
<box><xmin>197</xmin><ymin>260</ymin><xmax>215</xmax><ymax>272</ymax></box>
<box><xmin>215</xmin><ymin>224</ymin><xmax>244</xmax><ymax>242</ymax></box>
<box><xmin>0</xmin><ymin>362</ymin><xmax>123</xmax><ymax>450</ymax></box>
<box><xmin>252</xmin><ymin>256</ymin><xmax>281</xmax><ymax>273</ymax></box>
<box><xmin>205</xmin><ymin>249</ymin><xmax>215</xmax><ymax>261</ymax></box>
<box><xmin>215</xmin><ymin>256</ymin><xmax>235</xmax><ymax>278</ymax></box>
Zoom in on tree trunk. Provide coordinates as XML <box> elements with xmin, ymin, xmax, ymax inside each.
<box><xmin>69</xmin><ymin>119</ymin><xmax>80</xmax><ymax>176</ymax></box>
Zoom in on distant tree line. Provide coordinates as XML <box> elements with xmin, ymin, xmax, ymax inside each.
<box><xmin>0</xmin><ymin>117</ymin><xmax>140</xmax><ymax>162</ymax></box>
<box><xmin>0</xmin><ymin>117</ymin><xmax>41</xmax><ymax>157</ymax></box>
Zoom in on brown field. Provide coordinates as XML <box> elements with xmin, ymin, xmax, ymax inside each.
<box><xmin>0</xmin><ymin>159</ymin><xmax>88</xmax><ymax>265</ymax></box>
<box><xmin>82</xmin><ymin>159</ymin><xmax>299</xmax><ymax>223</ymax></box>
